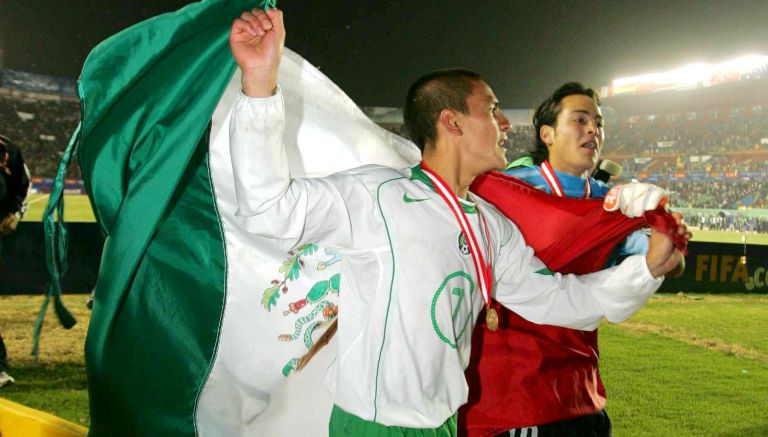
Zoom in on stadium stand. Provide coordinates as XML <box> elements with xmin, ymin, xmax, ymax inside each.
<box><xmin>0</xmin><ymin>62</ymin><xmax>765</xmax><ymax>231</ymax></box>
<box><xmin>500</xmin><ymin>68</ymin><xmax>768</xmax><ymax>230</ymax></box>
<box><xmin>0</xmin><ymin>87</ymin><xmax>81</xmax><ymax>179</ymax></box>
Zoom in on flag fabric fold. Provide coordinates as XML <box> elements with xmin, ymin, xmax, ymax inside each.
<box><xmin>72</xmin><ymin>1</ymin><xmax>685</xmax><ymax>435</ymax></box>
<box><xmin>78</xmin><ymin>1</ymin><xmax>248</xmax><ymax>434</ymax></box>
<box><xmin>461</xmin><ymin>171</ymin><xmax>686</xmax><ymax>435</ymax></box>
<box><xmin>76</xmin><ymin>1</ymin><xmax>418</xmax><ymax>435</ymax></box>
<box><xmin>36</xmin><ymin>123</ymin><xmax>81</xmax><ymax>360</ymax></box>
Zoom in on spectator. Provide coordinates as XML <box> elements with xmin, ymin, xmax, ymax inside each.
<box><xmin>0</xmin><ymin>135</ymin><xmax>30</xmax><ymax>388</ymax></box>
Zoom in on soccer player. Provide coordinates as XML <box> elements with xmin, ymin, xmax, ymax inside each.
<box><xmin>227</xmin><ymin>9</ymin><xmax>687</xmax><ymax>436</ymax></box>
<box><xmin>465</xmin><ymin>83</ymin><xmax>682</xmax><ymax>437</ymax></box>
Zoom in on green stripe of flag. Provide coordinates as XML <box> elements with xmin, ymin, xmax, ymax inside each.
<box><xmin>77</xmin><ymin>1</ymin><xmax>254</xmax><ymax>434</ymax></box>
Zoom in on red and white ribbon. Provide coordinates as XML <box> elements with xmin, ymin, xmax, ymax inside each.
<box><xmin>420</xmin><ymin>162</ymin><xmax>492</xmax><ymax>306</ymax></box>
<box><xmin>541</xmin><ymin>160</ymin><xmax>590</xmax><ymax>199</ymax></box>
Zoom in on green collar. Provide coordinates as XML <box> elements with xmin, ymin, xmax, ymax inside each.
<box><xmin>410</xmin><ymin>165</ymin><xmax>477</xmax><ymax>214</ymax></box>
<box><xmin>505</xmin><ymin>155</ymin><xmax>535</xmax><ymax>170</ymax></box>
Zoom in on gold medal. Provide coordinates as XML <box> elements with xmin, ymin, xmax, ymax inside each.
<box><xmin>485</xmin><ymin>307</ymin><xmax>499</xmax><ymax>331</ymax></box>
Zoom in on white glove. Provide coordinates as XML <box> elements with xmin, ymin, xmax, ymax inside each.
<box><xmin>603</xmin><ymin>183</ymin><xmax>668</xmax><ymax>218</ymax></box>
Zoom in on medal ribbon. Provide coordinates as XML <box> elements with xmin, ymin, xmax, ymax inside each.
<box><xmin>420</xmin><ymin>162</ymin><xmax>492</xmax><ymax>307</ymax></box>
<box><xmin>541</xmin><ymin>160</ymin><xmax>590</xmax><ymax>199</ymax></box>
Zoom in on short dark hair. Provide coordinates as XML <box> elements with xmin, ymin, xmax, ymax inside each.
<box><xmin>403</xmin><ymin>69</ymin><xmax>482</xmax><ymax>151</ymax></box>
<box><xmin>529</xmin><ymin>82</ymin><xmax>601</xmax><ymax>164</ymax></box>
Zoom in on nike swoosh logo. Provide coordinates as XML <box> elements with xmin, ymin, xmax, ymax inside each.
<box><xmin>403</xmin><ymin>193</ymin><xmax>429</xmax><ymax>203</ymax></box>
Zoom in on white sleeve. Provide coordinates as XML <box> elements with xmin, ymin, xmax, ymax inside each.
<box><xmin>229</xmin><ymin>88</ymin><xmax>357</xmax><ymax>251</ymax></box>
<box><xmin>493</xmin><ymin>224</ymin><xmax>662</xmax><ymax>331</ymax></box>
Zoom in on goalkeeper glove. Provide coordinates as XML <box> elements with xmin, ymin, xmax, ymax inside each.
<box><xmin>603</xmin><ymin>183</ymin><xmax>668</xmax><ymax>218</ymax></box>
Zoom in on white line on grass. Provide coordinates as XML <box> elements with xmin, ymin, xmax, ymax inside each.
<box><xmin>28</xmin><ymin>194</ymin><xmax>51</xmax><ymax>205</ymax></box>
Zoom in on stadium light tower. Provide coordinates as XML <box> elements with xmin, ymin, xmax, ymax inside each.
<box><xmin>607</xmin><ymin>54</ymin><xmax>768</xmax><ymax>97</ymax></box>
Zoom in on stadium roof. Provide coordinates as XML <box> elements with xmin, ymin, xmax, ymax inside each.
<box><xmin>604</xmin><ymin>55</ymin><xmax>768</xmax><ymax>98</ymax></box>
<box><xmin>3</xmin><ymin>0</ymin><xmax>768</xmax><ymax>108</ymax></box>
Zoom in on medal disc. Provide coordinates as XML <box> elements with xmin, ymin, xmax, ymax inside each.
<box><xmin>486</xmin><ymin>307</ymin><xmax>499</xmax><ymax>331</ymax></box>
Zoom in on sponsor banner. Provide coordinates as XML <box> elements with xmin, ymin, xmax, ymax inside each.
<box><xmin>623</xmin><ymin>171</ymin><xmax>768</xmax><ymax>182</ymax></box>
<box><xmin>30</xmin><ymin>178</ymin><xmax>86</xmax><ymax>194</ymax></box>
<box><xmin>661</xmin><ymin>241</ymin><xmax>768</xmax><ymax>293</ymax></box>
<box><xmin>689</xmin><ymin>155</ymin><xmax>711</xmax><ymax>163</ymax></box>
<box><xmin>743</xmin><ymin>171</ymin><xmax>768</xmax><ymax>178</ymax></box>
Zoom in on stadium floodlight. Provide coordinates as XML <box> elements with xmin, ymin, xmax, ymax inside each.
<box><xmin>612</xmin><ymin>54</ymin><xmax>768</xmax><ymax>88</ymax></box>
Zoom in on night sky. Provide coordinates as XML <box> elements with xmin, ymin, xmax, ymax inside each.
<box><xmin>2</xmin><ymin>0</ymin><xmax>768</xmax><ymax>108</ymax></box>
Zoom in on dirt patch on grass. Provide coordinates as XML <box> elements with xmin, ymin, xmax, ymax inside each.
<box><xmin>619</xmin><ymin>320</ymin><xmax>768</xmax><ymax>362</ymax></box>
<box><xmin>0</xmin><ymin>295</ymin><xmax>90</xmax><ymax>366</ymax></box>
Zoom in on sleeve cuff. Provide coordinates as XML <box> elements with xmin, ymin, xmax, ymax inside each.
<box><xmin>635</xmin><ymin>254</ymin><xmax>664</xmax><ymax>284</ymax></box>
<box><xmin>238</xmin><ymin>84</ymin><xmax>282</xmax><ymax>102</ymax></box>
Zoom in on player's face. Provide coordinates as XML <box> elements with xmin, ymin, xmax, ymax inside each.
<box><xmin>461</xmin><ymin>80</ymin><xmax>510</xmax><ymax>173</ymax></box>
<box><xmin>544</xmin><ymin>94</ymin><xmax>604</xmax><ymax>176</ymax></box>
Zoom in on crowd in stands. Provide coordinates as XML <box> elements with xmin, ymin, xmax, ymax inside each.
<box><xmin>2</xmin><ymin>86</ymin><xmax>767</xmax><ymax>229</ymax></box>
<box><xmin>0</xmin><ymin>90</ymin><xmax>81</xmax><ymax>178</ymax></box>
<box><xmin>499</xmin><ymin>103</ymin><xmax>768</xmax><ymax>218</ymax></box>
<box><xmin>633</xmin><ymin>154</ymin><xmax>768</xmax><ymax>174</ymax></box>
<box><xmin>685</xmin><ymin>213</ymin><xmax>768</xmax><ymax>234</ymax></box>
<box><xmin>659</xmin><ymin>180</ymin><xmax>768</xmax><ymax>210</ymax></box>
<box><xmin>609</xmin><ymin>107</ymin><xmax>768</xmax><ymax>156</ymax></box>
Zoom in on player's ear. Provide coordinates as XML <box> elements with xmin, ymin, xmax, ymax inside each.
<box><xmin>540</xmin><ymin>125</ymin><xmax>554</xmax><ymax>147</ymax></box>
<box><xmin>439</xmin><ymin>109</ymin><xmax>462</xmax><ymax>136</ymax></box>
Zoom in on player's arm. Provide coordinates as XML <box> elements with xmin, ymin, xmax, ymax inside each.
<box><xmin>494</xmin><ymin>192</ymin><xmax>688</xmax><ymax>330</ymax></box>
<box><xmin>228</xmin><ymin>8</ymin><xmax>355</xmax><ymax>251</ymax></box>
<box><xmin>230</xmin><ymin>7</ymin><xmax>284</xmax><ymax>98</ymax></box>
<box><xmin>663</xmin><ymin>213</ymin><xmax>686</xmax><ymax>277</ymax></box>
<box><xmin>493</xmin><ymin>228</ymin><xmax>662</xmax><ymax>331</ymax></box>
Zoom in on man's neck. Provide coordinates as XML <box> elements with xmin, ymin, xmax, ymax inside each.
<box><xmin>422</xmin><ymin>152</ymin><xmax>474</xmax><ymax>199</ymax></box>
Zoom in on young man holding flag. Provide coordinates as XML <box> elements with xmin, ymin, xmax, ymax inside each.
<box><xmin>228</xmin><ymin>8</ymin><xmax>687</xmax><ymax>436</ymax></box>
<box><xmin>460</xmin><ymin>83</ymin><xmax>685</xmax><ymax>437</ymax></box>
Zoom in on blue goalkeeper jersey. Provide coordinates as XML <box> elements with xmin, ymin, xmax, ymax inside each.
<box><xmin>504</xmin><ymin>164</ymin><xmax>649</xmax><ymax>259</ymax></box>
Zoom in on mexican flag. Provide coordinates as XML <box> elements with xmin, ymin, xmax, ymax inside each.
<box><xmin>75</xmin><ymin>0</ymin><xmax>418</xmax><ymax>434</ymax></box>
<box><xmin>65</xmin><ymin>1</ymin><xmax>686</xmax><ymax>435</ymax></box>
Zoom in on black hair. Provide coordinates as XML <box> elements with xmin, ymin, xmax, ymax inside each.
<box><xmin>403</xmin><ymin>69</ymin><xmax>482</xmax><ymax>151</ymax></box>
<box><xmin>529</xmin><ymin>82</ymin><xmax>600</xmax><ymax>164</ymax></box>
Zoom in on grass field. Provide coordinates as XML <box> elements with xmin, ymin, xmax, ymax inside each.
<box><xmin>22</xmin><ymin>193</ymin><xmax>768</xmax><ymax>245</ymax></box>
<box><xmin>23</xmin><ymin>193</ymin><xmax>96</xmax><ymax>223</ymax></box>
<box><xmin>691</xmin><ymin>229</ymin><xmax>768</xmax><ymax>245</ymax></box>
<box><xmin>1</xmin><ymin>294</ymin><xmax>767</xmax><ymax>435</ymax></box>
<box><xmin>9</xmin><ymin>194</ymin><xmax>768</xmax><ymax>433</ymax></box>
<box><xmin>0</xmin><ymin>295</ymin><xmax>90</xmax><ymax>427</ymax></box>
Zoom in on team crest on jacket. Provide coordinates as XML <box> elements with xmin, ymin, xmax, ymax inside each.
<box><xmin>458</xmin><ymin>233</ymin><xmax>470</xmax><ymax>256</ymax></box>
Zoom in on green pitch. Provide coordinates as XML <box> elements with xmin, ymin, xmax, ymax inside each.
<box><xmin>691</xmin><ymin>229</ymin><xmax>768</xmax><ymax>245</ymax></box>
<box><xmin>22</xmin><ymin>194</ymin><xmax>768</xmax><ymax>245</ymax></box>
<box><xmin>23</xmin><ymin>193</ymin><xmax>96</xmax><ymax>223</ymax></box>
<box><xmin>2</xmin><ymin>294</ymin><xmax>767</xmax><ymax>434</ymax></box>
<box><xmin>602</xmin><ymin>294</ymin><xmax>768</xmax><ymax>436</ymax></box>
